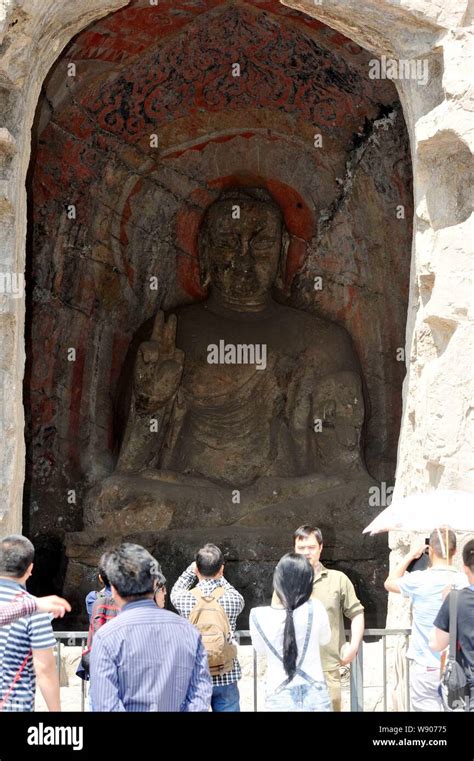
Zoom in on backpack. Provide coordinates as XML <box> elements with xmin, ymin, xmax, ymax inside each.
<box><xmin>77</xmin><ymin>590</ymin><xmax>119</xmax><ymax>681</ymax></box>
<box><xmin>188</xmin><ymin>587</ymin><xmax>237</xmax><ymax>676</ymax></box>
<box><xmin>439</xmin><ymin>590</ymin><xmax>470</xmax><ymax>712</ymax></box>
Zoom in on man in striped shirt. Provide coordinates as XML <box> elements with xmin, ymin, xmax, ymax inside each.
<box><xmin>90</xmin><ymin>543</ymin><xmax>212</xmax><ymax>711</ymax></box>
<box><xmin>0</xmin><ymin>535</ymin><xmax>60</xmax><ymax>712</ymax></box>
<box><xmin>171</xmin><ymin>543</ymin><xmax>244</xmax><ymax>712</ymax></box>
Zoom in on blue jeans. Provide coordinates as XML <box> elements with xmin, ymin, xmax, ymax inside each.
<box><xmin>266</xmin><ymin>682</ymin><xmax>332</xmax><ymax>712</ymax></box>
<box><xmin>211</xmin><ymin>682</ymin><xmax>240</xmax><ymax>712</ymax></box>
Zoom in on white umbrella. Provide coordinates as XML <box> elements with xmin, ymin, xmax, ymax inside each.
<box><xmin>364</xmin><ymin>489</ymin><xmax>472</xmax><ymax>711</ymax></box>
<box><xmin>362</xmin><ymin>489</ymin><xmax>473</xmax><ymax>535</ymax></box>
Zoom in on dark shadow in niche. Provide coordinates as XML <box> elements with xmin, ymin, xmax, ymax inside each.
<box><xmin>22</xmin><ymin>95</ymin><xmax>64</xmax><ymax>600</ymax></box>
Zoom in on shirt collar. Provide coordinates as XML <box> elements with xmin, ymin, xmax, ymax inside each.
<box><xmin>198</xmin><ymin>578</ymin><xmax>222</xmax><ymax>593</ymax></box>
<box><xmin>121</xmin><ymin>598</ymin><xmax>157</xmax><ymax>612</ymax></box>
<box><xmin>0</xmin><ymin>578</ymin><xmax>25</xmax><ymax>590</ymax></box>
<box><xmin>313</xmin><ymin>563</ymin><xmax>328</xmax><ymax>582</ymax></box>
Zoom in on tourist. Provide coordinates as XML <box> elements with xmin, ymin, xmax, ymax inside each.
<box><xmin>171</xmin><ymin>543</ymin><xmax>244</xmax><ymax>711</ymax></box>
<box><xmin>85</xmin><ymin>553</ymin><xmax>115</xmax><ymax>620</ymax></box>
<box><xmin>384</xmin><ymin>527</ymin><xmax>468</xmax><ymax>711</ymax></box>
<box><xmin>429</xmin><ymin>538</ymin><xmax>474</xmax><ymax>711</ymax></box>
<box><xmin>271</xmin><ymin>525</ymin><xmax>364</xmax><ymax>710</ymax></box>
<box><xmin>90</xmin><ymin>543</ymin><xmax>212</xmax><ymax>711</ymax></box>
<box><xmin>86</xmin><ymin>552</ymin><xmax>120</xmax><ymax>641</ymax></box>
<box><xmin>250</xmin><ymin>552</ymin><xmax>331</xmax><ymax>711</ymax></box>
<box><xmin>77</xmin><ymin>552</ymin><xmax>120</xmax><ymax>708</ymax></box>
<box><xmin>0</xmin><ymin>535</ymin><xmax>60</xmax><ymax>711</ymax></box>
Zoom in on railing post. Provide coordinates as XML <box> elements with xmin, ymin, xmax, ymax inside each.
<box><xmin>81</xmin><ymin>636</ymin><xmax>86</xmax><ymax>713</ymax></box>
<box><xmin>405</xmin><ymin>635</ymin><xmax>411</xmax><ymax>712</ymax></box>
<box><xmin>56</xmin><ymin>639</ymin><xmax>61</xmax><ymax>681</ymax></box>
<box><xmin>53</xmin><ymin>628</ymin><xmax>412</xmax><ymax>713</ymax></box>
<box><xmin>350</xmin><ymin>644</ymin><xmax>364</xmax><ymax>712</ymax></box>
<box><xmin>253</xmin><ymin>649</ymin><xmax>258</xmax><ymax>712</ymax></box>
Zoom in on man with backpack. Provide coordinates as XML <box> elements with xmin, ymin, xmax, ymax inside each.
<box><xmin>87</xmin><ymin>553</ymin><xmax>121</xmax><ymax>643</ymax></box>
<box><xmin>429</xmin><ymin>539</ymin><xmax>474</xmax><ymax>711</ymax></box>
<box><xmin>171</xmin><ymin>543</ymin><xmax>244</xmax><ymax>712</ymax></box>
<box><xmin>77</xmin><ymin>552</ymin><xmax>120</xmax><ymax>702</ymax></box>
<box><xmin>85</xmin><ymin>553</ymin><xmax>116</xmax><ymax>620</ymax></box>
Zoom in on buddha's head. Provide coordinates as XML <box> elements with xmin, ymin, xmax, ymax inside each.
<box><xmin>198</xmin><ymin>188</ymin><xmax>288</xmax><ymax>308</ymax></box>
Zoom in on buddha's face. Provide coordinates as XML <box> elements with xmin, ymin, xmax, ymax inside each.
<box><xmin>202</xmin><ymin>199</ymin><xmax>283</xmax><ymax>305</ymax></box>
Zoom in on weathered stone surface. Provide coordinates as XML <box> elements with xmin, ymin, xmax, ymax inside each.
<box><xmin>24</xmin><ymin>4</ymin><xmax>411</xmax><ymax>576</ymax></box>
<box><xmin>64</xmin><ymin>524</ymin><xmax>388</xmax><ymax>629</ymax></box>
<box><xmin>62</xmin><ymin>181</ymin><xmax>390</xmax><ymax>612</ymax></box>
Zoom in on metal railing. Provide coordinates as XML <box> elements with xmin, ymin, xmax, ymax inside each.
<box><xmin>346</xmin><ymin>628</ymin><xmax>412</xmax><ymax>712</ymax></box>
<box><xmin>54</xmin><ymin>628</ymin><xmax>412</xmax><ymax>712</ymax></box>
<box><xmin>54</xmin><ymin>632</ymin><xmax>88</xmax><ymax>712</ymax></box>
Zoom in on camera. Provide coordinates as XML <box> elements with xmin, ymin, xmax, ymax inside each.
<box><xmin>406</xmin><ymin>537</ymin><xmax>430</xmax><ymax>573</ymax></box>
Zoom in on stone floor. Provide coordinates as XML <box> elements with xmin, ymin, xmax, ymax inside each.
<box><xmin>35</xmin><ymin>640</ymin><xmax>390</xmax><ymax>712</ymax></box>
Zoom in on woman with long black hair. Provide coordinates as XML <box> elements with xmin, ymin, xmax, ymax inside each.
<box><xmin>250</xmin><ymin>553</ymin><xmax>331</xmax><ymax>711</ymax></box>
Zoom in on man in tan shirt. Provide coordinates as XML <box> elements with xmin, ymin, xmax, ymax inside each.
<box><xmin>272</xmin><ymin>525</ymin><xmax>364</xmax><ymax>711</ymax></box>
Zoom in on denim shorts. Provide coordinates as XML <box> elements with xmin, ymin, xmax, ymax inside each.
<box><xmin>265</xmin><ymin>682</ymin><xmax>332</xmax><ymax>712</ymax></box>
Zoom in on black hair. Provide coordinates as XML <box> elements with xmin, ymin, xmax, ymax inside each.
<box><xmin>273</xmin><ymin>553</ymin><xmax>314</xmax><ymax>681</ymax></box>
<box><xmin>104</xmin><ymin>543</ymin><xmax>165</xmax><ymax>600</ymax></box>
<box><xmin>463</xmin><ymin>539</ymin><xmax>474</xmax><ymax>572</ymax></box>
<box><xmin>293</xmin><ymin>525</ymin><xmax>323</xmax><ymax>546</ymax></box>
<box><xmin>0</xmin><ymin>535</ymin><xmax>35</xmax><ymax>578</ymax></box>
<box><xmin>98</xmin><ymin>551</ymin><xmax>111</xmax><ymax>588</ymax></box>
<box><xmin>195</xmin><ymin>543</ymin><xmax>224</xmax><ymax>578</ymax></box>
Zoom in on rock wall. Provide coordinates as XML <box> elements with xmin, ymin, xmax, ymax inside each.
<box><xmin>23</xmin><ymin>2</ymin><xmax>411</xmax><ymax>590</ymax></box>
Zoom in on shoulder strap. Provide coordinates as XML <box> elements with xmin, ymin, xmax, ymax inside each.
<box><xmin>252</xmin><ymin>603</ymin><xmax>317</xmax><ymax>690</ymax></box>
<box><xmin>0</xmin><ymin>591</ymin><xmax>33</xmax><ymax>711</ymax></box>
<box><xmin>297</xmin><ymin>600</ymin><xmax>313</xmax><ymax>668</ymax></box>
<box><xmin>210</xmin><ymin>586</ymin><xmax>225</xmax><ymax>601</ymax></box>
<box><xmin>189</xmin><ymin>587</ymin><xmax>204</xmax><ymax>603</ymax></box>
<box><xmin>0</xmin><ymin>651</ymin><xmax>32</xmax><ymax>711</ymax></box>
<box><xmin>252</xmin><ymin>612</ymin><xmax>281</xmax><ymax>660</ymax></box>
<box><xmin>448</xmin><ymin>590</ymin><xmax>459</xmax><ymax>658</ymax></box>
<box><xmin>190</xmin><ymin>586</ymin><xmax>225</xmax><ymax>602</ymax></box>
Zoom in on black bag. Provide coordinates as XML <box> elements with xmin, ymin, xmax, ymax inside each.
<box><xmin>440</xmin><ymin>591</ymin><xmax>468</xmax><ymax>712</ymax></box>
<box><xmin>76</xmin><ymin>647</ymin><xmax>91</xmax><ymax>681</ymax></box>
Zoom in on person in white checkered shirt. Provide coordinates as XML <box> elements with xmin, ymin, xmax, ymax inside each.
<box><xmin>171</xmin><ymin>544</ymin><xmax>244</xmax><ymax>711</ymax></box>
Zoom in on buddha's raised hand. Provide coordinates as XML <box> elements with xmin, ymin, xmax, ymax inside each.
<box><xmin>133</xmin><ymin>311</ymin><xmax>185</xmax><ymax>410</ymax></box>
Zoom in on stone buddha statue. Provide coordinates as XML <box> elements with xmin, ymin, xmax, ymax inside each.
<box><xmin>85</xmin><ymin>188</ymin><xmax>374</xmax><ymax>534</ymax></box>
